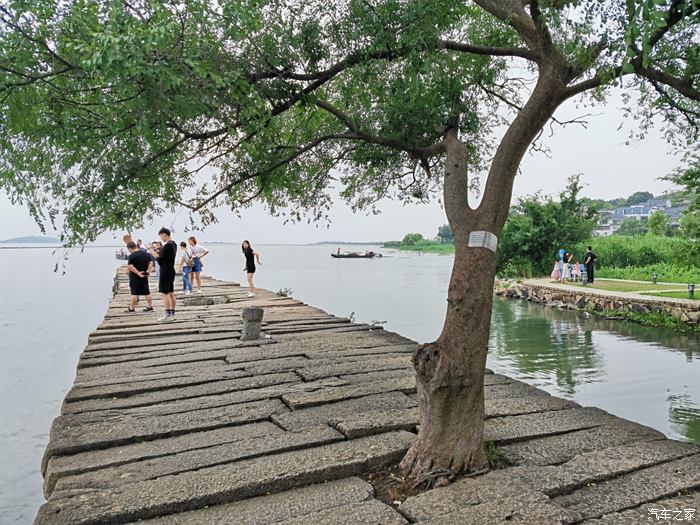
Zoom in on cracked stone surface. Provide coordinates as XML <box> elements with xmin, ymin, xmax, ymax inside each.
<box><xmin>36</xmin><ymin>271</ymin><xmax>700</xmax><ymax>524</ymax></box>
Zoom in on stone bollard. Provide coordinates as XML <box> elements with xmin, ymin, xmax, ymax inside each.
<box><xmin>241</xmin><ymin>307</ymin><xmax>264</xmax><ymax>340</ymax></box>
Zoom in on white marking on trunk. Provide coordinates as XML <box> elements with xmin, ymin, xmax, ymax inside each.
<box><xmin>468</xmin><ymin>231</ymin><xmax>498</xmax><ymax>253</ymax></box>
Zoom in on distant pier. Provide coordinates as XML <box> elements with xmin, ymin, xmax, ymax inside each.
<box><xmin>36</xmin><ymin>270</ymin><xmax>699</xmax><ymax>524</ymax></box>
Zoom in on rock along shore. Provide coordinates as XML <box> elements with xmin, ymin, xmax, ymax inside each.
<box><xmin>35</xmin><ymin>270</ymin><xmax>699</xmax><ymax>524</ymax></box>
<box><xmin>497</xmin><ymin>277</ymin><xmax>700</xmax><ymax>327</ymax></box>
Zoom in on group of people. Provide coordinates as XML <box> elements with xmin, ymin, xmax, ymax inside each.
<box><xmin>122</xmin><ymin>229</ymin><xmax>262</xmax><ymax>321</ymax></box>
<box><xmin>551</xmin><ymin>245</ymin><xmax>597</xmax><ymax>284</ymax></box>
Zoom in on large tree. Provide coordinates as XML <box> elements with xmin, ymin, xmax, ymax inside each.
<box><xmin>2</xmin><ymin>0</ymin><xmax>699</xmax><ymax>485</ymax></box>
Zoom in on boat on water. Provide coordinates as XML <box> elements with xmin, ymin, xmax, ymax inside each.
<box><xmin>115</xmin><ymin>251</ymin><xmax>128</xmax><ymax>260</ymax></box>
<box><xmin>331</xmin><ymin>251</ymin><xmax>382</xmax><ymax>259</ymax></box>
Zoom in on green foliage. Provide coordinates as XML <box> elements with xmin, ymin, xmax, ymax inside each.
<box><xmin>647</xmin><ymin>211</ymin><xmax>672</xmax><ymax>236</ymax></box>
<box><xmin>595</xmin><ymin>308</ymin><xmax>699</xmax><ymax>333</ymax></box>
<box><xmin>483</xmin><ymin>440</ymin><xmax>506</xmax><ymax>470</ymax></box>
<box><xmin>497</xmin><ymin>175</ymin><xmax>598</xmax><ymax>276</ymax></box>
<box><xmin>385</xmin><ymin>238</ymin><xmax>454</xmax><ymax>254</ymax></box>
<box><xmin>401</xmin><ymin>232</ymin><xmax>424</xmax><ymax>246</ymax></box>
<box><xmin>596</xmin><ymin>264</ymin><xmax>700</xmax><ymax>283</ymax></box>
<box><xmin>573</xmin><ymin>235</ymin><xmax>696</xmax><ymax>269</ymax></box>
<box><xmin>614</xmin><ymin>218</ymin><xmax>649</xmax><ymax>236</ymax></box>
<box><xmin>679</xmin><ymin>211</ymin><xmax>700</xmax><ymax>240</ymax></box>
<box><xmin>437</xmin><ymin>224</ymin><xmax>453</xmax><ymax>244</ymax></box>
<box><xmin>0</xmin><ymin>1</ymin><xmax>698</xmax><ymax>247</ymax></box>
<box><xmin>665</xmin><ymin>154</ymin><xmax>700</xmax><ymax>212</ymax></box>
<box><xmin>626</xmin><ymin>191</ymin><xmax>655</xmax><ymax>205</ymax></box>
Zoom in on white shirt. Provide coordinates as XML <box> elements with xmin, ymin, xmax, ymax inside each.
<box><xmin>191</xmin><ymin>244</ymin><xmax>207</xmax><ymax>257</ymax></box>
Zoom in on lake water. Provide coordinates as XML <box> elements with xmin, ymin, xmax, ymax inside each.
<box><xmin>2</xmin><ymin>244</ymin><xmax>699</xmax><ymax>523</ymax></box>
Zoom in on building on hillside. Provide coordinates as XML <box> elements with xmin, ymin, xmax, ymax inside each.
<box><xmin>594</xmin><ymin>198</ymin><xmax>688</xmax><ymax>235</ymax></box>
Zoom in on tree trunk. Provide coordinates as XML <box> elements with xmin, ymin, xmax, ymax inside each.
<box><xmin>400</xmin><ymin>66</ymin><xmax>568</xmax><ymax>486</ymax></box>
<box><xmin>400</xmin><ymin>130</ymin><xmax>498</xmax><ymax>485</ymax></box>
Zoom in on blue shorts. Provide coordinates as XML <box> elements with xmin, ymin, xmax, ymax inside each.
<box><xmin>192</xmin><ymin>257</ymin><xmax>203</xmax><ymax>272</ymax></box>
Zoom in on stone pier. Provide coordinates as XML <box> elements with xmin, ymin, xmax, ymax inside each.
<box><xmin>35</xmin><ymin>271</ymin><xmax>699</xmax><ymax>524</ymax></box>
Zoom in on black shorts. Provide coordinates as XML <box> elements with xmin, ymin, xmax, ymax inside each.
<box><xmin>159</xmin><ymin>269</ymin><xmax>175</xmax><ymax>294</ymax></box>
<box><xmin>246</xmin><ymin>265</ymin><xmax>256</xmax><ymax>274</ymax></box>
<box><xmin>129</xmin><ymin>277</ymin><xmax>150</xmax><ymax>296</ymax></box>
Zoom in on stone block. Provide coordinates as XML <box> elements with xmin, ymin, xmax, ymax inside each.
<box><xmin>129</xmin><ymin>477</ymin><xmax>374</xmax><ymax>525</ymax></box>
<box><xmin>36</xmin><ymin>431</ymin><xmax>415</xmax><ymax>525</ymax></box>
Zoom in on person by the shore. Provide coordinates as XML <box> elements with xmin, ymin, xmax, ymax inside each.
<box><xmin>550</xmin><ymin>260</ymin><xmax>561</xmax><ymax>281</ymax></box>
<box><xmin>560</xmin><ymin>250</ymin><xmax>573</xmax><ymax>284</ymax></box>
<box><xmin>151</xmin><ymin>240</ymin><xmax>162</xmax><ymax>279</ymax></box>
<box><xmin>179</xmin><ymin>241</ymin><xmax>194</xmax><ymax>295</ymax></box>
<box><xmin>572</xmin><ymin>260</ymin><xmax>582</xmax><ymax>282</ymax></box>
<box><xmin>187</xmin><ymin>236</ymin><xmax>209</xmax><ymax>293</ymax></box>
<box><xmin>150</xmin><ymin>228</ymin><xmax>177</xmax><ymax>321</ymax></box>
<box><xmin>585</xmin><ymin>246</ymin><xmax>597</xmax><ymax>283</ymax></box>
<box><xmin>242</xmin><ymin>240</ymin><xmax>261</xmax><ymax>298</ymax></box>
<box><xmin>136</xmin><ymin>239</ymin><xmax>148</xmax><ymax>252</ymax></box>
<box><xmin>125</xmin><ymin>242</ymin><xmax>154</xmax><ymax>313</ymax></box>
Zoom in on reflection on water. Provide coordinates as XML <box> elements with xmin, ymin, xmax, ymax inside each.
<box><xmin>489</xmin><ymin>300</ymin><xmax>605</xmax><ymax>395</ymax></box>
<box><xmin>487</xmin><ymin>298</ymin><xmax>700</xmax><ymax>443</ymax></box>
<box><xmin>668</xmin><ymin>392</ymin><xmax>700</xmax><ymax>443</ymax></box>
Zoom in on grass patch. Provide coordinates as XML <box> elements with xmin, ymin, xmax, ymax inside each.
<box><xmin>641</xmin><ymin>290</ymin><xmax>699</xmax><ymax>300</ymax></box>
<box><xmin>484</xmin><ymin>440</ymin><xmax>508</xmax><ymax>469</ymax></box>
<box><xmin>583</xmin><ymin>280</ymin><xmax>687</xmax><ymax>293</ymax></box>
<box><xmin>596</xmin><ymin>263</ymin><xmax>700</xmax><ymax>284</ymax></box>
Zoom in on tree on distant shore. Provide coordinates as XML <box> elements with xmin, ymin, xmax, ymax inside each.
<box><xmin>497</xmin><ymin>175</ymin><xmax>598</xmax><ymax>276</ymax></box>
<box><xmin>402</xmin><ymin>233</ymin><xmax>425</xmax><ymax>246</ymax></box>
<box><xmin>648</xmin><ymin>211</ymin><xmax>672</xmax><ymax>236</ymax></box>
<box><xmin>437</xmin><ymin>225</ymin><xmax>454</xmax><ymax>244</ymax></box>
<box><xmin>2</xmin><ymin>1</ymin><xmax>699</xmax><ymax>485</ymax></box>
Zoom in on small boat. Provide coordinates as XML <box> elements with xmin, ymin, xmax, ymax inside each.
<box><xmin>331</xmin><ymin>251</ymin><xmax>382</xmax><ymax>259</ymax></box>
<box><xmin>115</xmin><ymin>251</ymin><xmax>128</xmax><ymax>260</ymax></box>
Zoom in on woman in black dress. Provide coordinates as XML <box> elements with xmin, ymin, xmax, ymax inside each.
<box><xmin>241</xmin><ymin>240</ymin><xmax>261</xmax><ymax>297</ymax></box>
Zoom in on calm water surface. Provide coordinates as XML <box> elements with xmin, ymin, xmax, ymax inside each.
<box><xmin>2</xmin><ymin>244</ymin><xmax>699</xmax><ymax>523</ymax></box>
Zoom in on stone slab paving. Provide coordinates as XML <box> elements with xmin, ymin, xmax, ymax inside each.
<box><xmin>36</xmin><ymin>271</ymin><xmax>700</xmax><ymax>524</ymax></box>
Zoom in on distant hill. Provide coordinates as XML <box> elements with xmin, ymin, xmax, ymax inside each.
<box><xmin>0</xmin><ymin>235</ymin><xmax>61</xmax><ymax>244</ymax></box>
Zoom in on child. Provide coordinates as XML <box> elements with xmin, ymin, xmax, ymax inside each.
<box><xmin>551</xmin><ymin>260</ymin><xmax>561</xmax><ymax>281</ymax></box>
<box><xmin>572</xmin><ymin>260</ymin><xmax>582</xmax><ymax>282</ymax></box>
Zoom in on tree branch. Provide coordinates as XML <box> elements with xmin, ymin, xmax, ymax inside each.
<box><xmin>314</xmin><ymin>99</ymin><xmax>447</xmax><ymax>159</ymax></box>
<box><xmin>439</xmin><ymin>39</ymin><xmax>537</xmax><ymax>61</ymax></box>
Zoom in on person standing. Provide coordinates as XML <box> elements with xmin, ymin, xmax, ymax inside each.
<box><xmin>150</xmin><ymin>228</ymin><xmax>177</xmax><ymax>321</ymax></box>
<box><xmin>125</xmin><ymin>242</ymin><xmax>154</xmax><ymax>313</ymax></box>
<box><xmin>179</xmin><ymin>241</ymin><xmax>194</xmax><ymax>294</ymax></box>
<box><xmin>561</xmin><ymin>251</ymin><xmax>573</xmax><ymax>283</ymax></box>
<box><xmin>585</xmin><ymin>245</ymin><xmax>597</xmax><ymax>284</ymax></box>
<box><xmin>136</xmin><ymin>239</ymin><xmax>148</xmax><ymax>252</ymax></box>
<box><xmin>188</xmin><ymin>236</ymin><xmax>209</xmax><ymax>293</ymax></box>
<box><xmin>152</xmin><ymin>240</ymin><xmax>162</xmax><ymax>279</ymax></box>
<box><xmin>242</xmin><ymin>240</ymin><xmax>261</xmax><ymax>298</ymax></box>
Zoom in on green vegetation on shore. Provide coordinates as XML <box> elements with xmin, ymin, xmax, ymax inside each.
<box><xmin>588</xmin><ymin>307</ymin><xmax>699</xmax><ymax>333</ymax></box>
<box><xmin>388</xmin><ymin>180</ymin><xmax>700</xmax><ymax>284</ymax></box>
<box><xmin>383</xmin><ymin>239</ymin><xmax>454</xmax><ymax>254</ymax></box>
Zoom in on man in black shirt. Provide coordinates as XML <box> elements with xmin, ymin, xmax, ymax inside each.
<box><xmin>585</xmin><ymin>245</ymin><xmax>597</xmax><ymax>284</ymax></box>
<box><xmin>150</xmin><ymin>227</ymin><xmax>177</xmax><ymax>321</ymax></box>
<box><xmin>125</xmin><ymin>242</ymin><xmax>154</xmax><ymax>313</ymax></box>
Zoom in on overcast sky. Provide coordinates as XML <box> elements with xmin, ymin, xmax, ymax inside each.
<box><xmin>0</xmin><ymin>89</ymin><xmax>684</xmax><ymax>244</ymax></box>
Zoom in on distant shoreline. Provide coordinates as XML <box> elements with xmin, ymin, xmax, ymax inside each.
<box><xmin>2</xmin><ymin>241</ymin><xmax>388</xmax><ymax>250</ymax></box>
